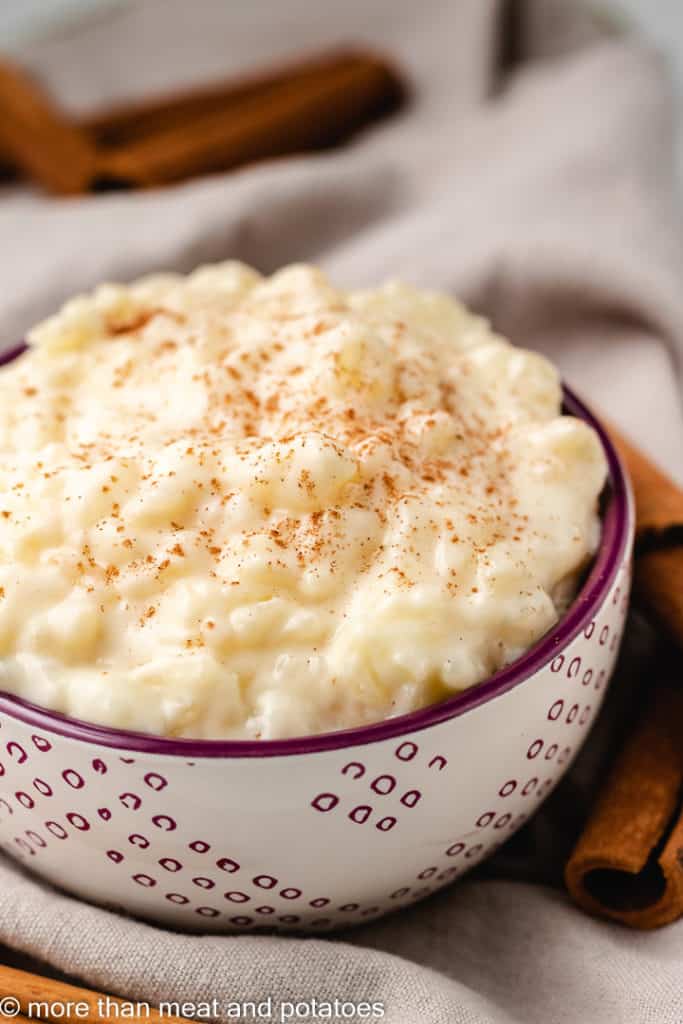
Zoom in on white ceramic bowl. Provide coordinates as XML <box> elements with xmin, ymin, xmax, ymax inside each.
<box><xmin>0</xmin><ymin>358</ymin><xmax>633</xmax><ymax>932</ymax></box>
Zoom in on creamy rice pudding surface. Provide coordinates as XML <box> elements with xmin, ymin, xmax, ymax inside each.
<box><xmin>0</xmin><ymin>263</ymin><xmax>607</xmax><ymax>739</ymax></box>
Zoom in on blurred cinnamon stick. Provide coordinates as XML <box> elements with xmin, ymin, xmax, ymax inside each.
<box><xmin>86</xmin><ymin>48</ymin><xmax>378</xmax><ymax>147</ymax></box>
<box><xmin>0</xmin><ymin>47</ymin><xmax>383</xmax><ymax>169</ymax></box>
<box><xmin>565</xmin><ymin>425</ymin><xmax>683</xmax><ymax>929</ymax></box>
<box><xmin>612</xmin><ymin>428</ymin><xmax>683</xmax><ymax>643</ymax></box>
<box><xmin>0</xmin><ymin>62</ymin><xmax>98</xmax><ymax>193</ymax></box>
<box><xmin>95</xmin><ymin>54</ymin><xmax>403</xmax><ymax>188</ymax></box>
<box><xmin>0</xmin><ymin>49</ymin><xmax>405</xmax><ymax>193</ymax></box>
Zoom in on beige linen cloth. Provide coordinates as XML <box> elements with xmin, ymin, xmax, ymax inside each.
<box><xmin>1</xmin><ymin>1</ymin><xmax>683</xmax><ymax>1021</ymax></box>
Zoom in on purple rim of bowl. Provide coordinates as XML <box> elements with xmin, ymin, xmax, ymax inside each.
<box><xmin>0</xmin><ymin>342</ymin><xmax>631</xmax><ymax>758</ymax></box>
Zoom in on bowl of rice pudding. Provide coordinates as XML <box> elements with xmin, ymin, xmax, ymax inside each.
<box><xmin>0</xmin><ymin>264</ymin><xmax>633</xmax><ymax>931</ymax></box>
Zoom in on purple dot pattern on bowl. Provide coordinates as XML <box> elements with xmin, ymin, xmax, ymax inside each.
<box><xmin>309</xmin><ymin>742</ymin><xmax>443</xmax><ymax>834</ymax></box>
<box><xmin>0</xmin><ymin>555</ymin><xmax>630</xmax><ymax>932</ymax></box>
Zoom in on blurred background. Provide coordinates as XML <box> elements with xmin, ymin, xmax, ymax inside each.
<box><xmin>2</xmin><ymin>0</ymin><xmax>683</xmax><ymax>189</ymax></box>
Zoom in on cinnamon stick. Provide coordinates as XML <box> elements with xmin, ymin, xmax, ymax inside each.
<box><xmin>0</xmin><ymin>62</ymin><xmax>98</xmax><ymax>194</ymax></box>
<box><xmin>611</xmin><ymin>426</ymin><xmax>683</xmax><ymax>539</ymax></box>
<box><xmin>609</xmin><ymin>427</ymin><xmax>683</xmax><ymax>643</ymax></box>
<box><xmin>94</xmin><ymin>54</ymin><xmax>403</xmax><ymax>189</ymax></box>
<box><xmin>565</xmin><ymin>681</ymin><xmax>683</xmax><ymax>928</ymax></box>
<box><xmin>565</xmin><ymin>425</ymin><xmax>683</xmax><ymax>928</ymax></box>
<box><xmin>0</xmin><ymin>47</ymin><xmax>383</xmax><ymax>171</ymax></box>
<box><xmin>85</xmin><ymin>48</ymin><xmax>380</xmax><ymax>147</ymax></box>
<box><xmin>0</xmin><ymin>962</ymin><xmax>190</xmax><ymax>1024</ymax></box>
<box><xmin>0</xmin><ymin>50</ymin><xmax>405</xmax><ymax>193</ymax></box>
